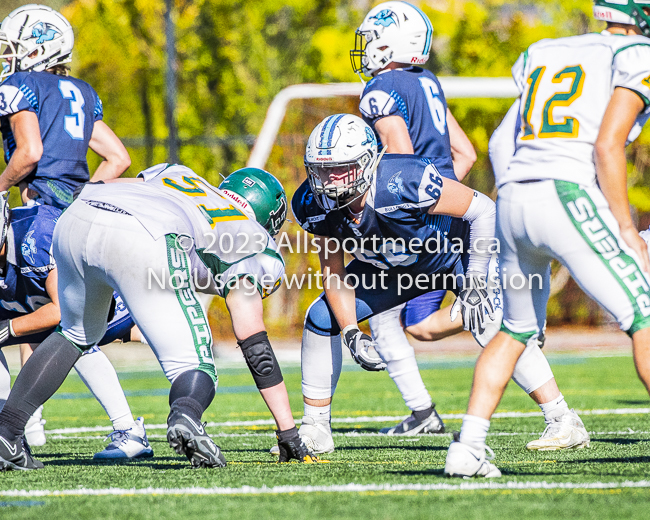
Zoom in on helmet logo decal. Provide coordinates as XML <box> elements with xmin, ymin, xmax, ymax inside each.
<box><xmin>371</xmin><ymin>9</ymin><xmax>399</xmax><ymax>28</ymax></box>
<box><xmin>362</xmin><ymin>127</ymin><xmax>376</xmax><ymax>146</ymax></box>
<box><xmin>242</xmin><ymin>177</ymin><xmax>256</xmax><ymax>187</ymax></box>
<box><xmin>22</xmin><ymin>230</ymin><xmax>37</xmax><ymax>264</ymax></box>
<box><xmin>268</xmin><ymin>196</ymin><xmax>287</xmax><ymax>235</ymax></box>
<box><xmin>27</xmin><ymin>22</ymin><xmax>60</xmax><ymax>44</ymax></box>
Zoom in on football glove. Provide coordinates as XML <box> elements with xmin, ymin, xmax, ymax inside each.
<box><xmin>276</xmin><ymin>427</ymin><xmax>318</xmax><ymax>463</ymax></box>
<box><xmin>342</xmin><ymin>326</ymin><xmax>387</xmax><ymax>372</ymax></box>
<box><xmin>0</xmin><ymin>319</ymin><xmax>14</xmax><ymax>347</ymax></box>
<box><xmin>450</xmin><ymin>273</ymin><xmax>495</xmax><ymax>339</ymax></box>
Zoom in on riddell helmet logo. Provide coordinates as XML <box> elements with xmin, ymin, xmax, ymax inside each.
<box><xmin>316</xmin><ymin>157</ymin><xmax>333</xmax><ymax>161</ymax></box>
<box><xmin>411</xmin><ymin>57</ymin><xmax>427</xmax><ymax>64</ymax></box>
<box><xmin>593</xmin><ymin>8</ymin><xmax>612</xmax><ymax>20</ymax></box>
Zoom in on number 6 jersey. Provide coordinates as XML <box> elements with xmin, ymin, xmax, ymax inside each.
<box><xmin>503</xmin><ymin>32</ymin><xmax>650</xmax><ymax>187</ymax></box>
<box><xmin>0</xmin><ymin>71</ymin><xmax>103</xmax><ymax>206</ymax></box>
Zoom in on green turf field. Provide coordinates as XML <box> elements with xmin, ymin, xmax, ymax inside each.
<box><xmin>1</xmin><ymin>352</ymin><xmax>650</xmax><ymax>519</ymax></box>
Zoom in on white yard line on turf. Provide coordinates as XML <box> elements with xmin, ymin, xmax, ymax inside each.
<box><xmin>2</xmin><ymin>480</ymin><xmax>650</xmax><ymax>497</ymax></box>
<box><xmin>44</xmin><ymin>407</ymin><xmax>650</xmax><ymax>435</ymax></box>
<box><xmin>47</xmin><ymin>429</ymin><xmax>650</xmax><ymax>441</ymax></box>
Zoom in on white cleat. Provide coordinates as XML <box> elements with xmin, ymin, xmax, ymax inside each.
<box><xmin>526</xmin><ymin>409</ymin><xmax>590</xmax><ymax>451</ymax></box>
<box><xmin>94</xmin><ymin>417</ymin><xmax>154</xmax><ymax>460</ymax></box>
<box><xmin>24</xmin><ymin>405</ymin><xmax>47</xmax><ymax>447</ymax></box>
<box><xmin>444</xmin><ymin>441</ymin><xmax>502</xmax><ymax>478</ymax></box>
<box><xmin>298</xmin><ymin>416</ymin><xmax>335</xmax><ymax>454</ymax></box>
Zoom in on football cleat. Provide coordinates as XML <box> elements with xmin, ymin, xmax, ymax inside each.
<box><xmin>94</xmin><ymin>417</ymin><xmax>154</xmax><ymax>460</ymax></box>
<box><xmin>298</xmin><ymin>416</ymin><xmax>335</xmax><ymax>454</ymax></box>
<box><xmin>167</xmin><ymin>409</ymin><xmax>226</xmax><ymax>468</ymax></box>
<box><xmin>276</xmin><ymin>429</ymin><xmax>319</xmax><ymax>463</ymax></box>
<box><xmin>380</xmin><ymin>408</ymin><xmax>445</xmax><ymax>435</ymax></box>
<box><xmin>24</xmin><ymin>405</ymin><xmax>47</xmax><ymax>447</ymax></box>
<box><xmin>0</xmin><ymin>433</ymin><xmax>44</xmax><ymax>471</ymax></box>
<box><xmin>444</xmin><ymin>440</ymin><xmax>501</xmax><ymax>478</ymax></box>
<box><xmin>526</xmin><ymin>409</ymin><xmax>590</xmax><ymax>451</ymax></box>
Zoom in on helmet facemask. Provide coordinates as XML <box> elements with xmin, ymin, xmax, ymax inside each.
<box><xmin>350</xmin><ymin>28</ymin><xmax>392</xmax><ymax>77</ymax></box>
<box><xmin>0</xmin><ymin>34</ymin><xmax>18</xmax><ymax>82</ymax></box>
<box><xmin>305</xmin><ymin>150</ymin><xmax>375</xmax><ymax>210</ymax></box>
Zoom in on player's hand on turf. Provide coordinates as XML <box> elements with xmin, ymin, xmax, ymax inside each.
<box><xmin>276</xmin><ymin>427</ymin><xmax>318</xmax><ymax>463</ymax></box>
<box><xmin>621</xmin><ymin>226</ymin><xmax>650</xmax><ymax>275</ymax></box>
<box><xmin>450</xmin><ymin>273</ymin><xmax>495</xmax><ymax>336</ymax></box>
<box><xmin>342</xmin><ymin>326</ymin><xmax>386</xmax><ymax>372</ymax></box>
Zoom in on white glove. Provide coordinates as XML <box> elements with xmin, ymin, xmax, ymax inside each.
<box><xmin>342</xmin><ymin>326</ymin><xmax>386</xmax><ymax>372</ymax></box>
<box><xmin>451</xmin><ymin>273</ymin><xmax>496</xmax><ymax>340</ymax></box>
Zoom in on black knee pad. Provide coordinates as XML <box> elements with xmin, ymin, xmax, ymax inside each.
<box><xmin>237</xmin><ymin>331</ymin><xmax>283</xmax><ymax>390</ymax></box>
<box><xmin>169</xmin><ymin>369</ymin><xmax>216</xmax><ymax>411</ymax></box>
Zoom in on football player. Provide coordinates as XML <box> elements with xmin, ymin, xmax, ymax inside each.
<box><xmin>0</xmin><ymin>164</ymin><xmax>316</xmax><ymax>470</ymax></box>
<box><xmin>351</xmin><ymin>1</ymin><xmax>587</xmax><ymax>450</ymax></box>
<box><xmin>293</xmin><ymin>113</ymin><xmax>497</xmax><ymax>454</ymax></box>
<box><xmin>0</xmin><ymin>191</ymin><xmax>153</xmax><ymax>459</ymax></box>
<box><xmin>445</xmin><ymin>0</ymin><xmax>650</xmax><ymax>478</ymax></box>
<box><xmin>0</xmin><ymin>4</ymin><xmax>130</xmax><ymax>208</ymax></box>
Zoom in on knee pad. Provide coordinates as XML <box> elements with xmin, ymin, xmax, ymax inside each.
<box><xmin>304</xmin><ymin>297</ymin><xmax>339</xmax><ymax>336</ymax></box>
<box><xmin>169</xmin><ymin>368</ymin><xmax>216</xmax><ymax>410</ymax></box>
<box><xmin>511</xmin><ymin>335</ymin><xmax>554</xmax><ymax>395</ymax></box>
<box><xmin>238</xmin><ymin>331</ymin><xmax>284</xmax><ymax>390</ymax></box>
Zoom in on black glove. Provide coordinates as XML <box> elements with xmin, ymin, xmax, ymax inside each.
<box><xmin>276</xmin><ymin>427</ymin><xmax>318</xmax><ymax>463</ymax></box>
<box><xmin>0</xmin><ymin>319</ymin><xmax>14</xmax><ymax>347</ymax></box>
<box><xmin>342</xmin><ymin>326</ymin><xmax>386</xmax><ymax>372</ymax></box>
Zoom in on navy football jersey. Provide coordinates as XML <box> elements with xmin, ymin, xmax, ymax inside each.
<box><xmin>0</xmin><ymin>71</ymin><xmax>104</xmax><ymax>207</ymax></box>
<box><xmin>0</xmin><ymin>205</ymin><xmax>59</xmax><ymax>318</ymax></box>
<box><xmin>292</xmin><ymin>154</ymin><xmax>469</xmax><ymax>277</ymax></box>
<box><xmin>359</xmin><ymin>67</ymin><xmax>453</xmax><ymax>173</ymax></box>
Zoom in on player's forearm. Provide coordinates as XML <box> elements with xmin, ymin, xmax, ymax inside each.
<box><xmin>10</xmin><ymin>302</ymin><xmax>60</xmax><ymax>337</ymax></box>
<box><xmin>90</xmin><ymin>158</ymin><xmax>130</xmax><ymax>182</ymax></box>
<box><xmin>0</xmin><ymin>151</ymin><xmax>40</xmax><ymax>192</ymax></box>
<box><xmin>448</xmin><ymin>109</ymin><xmax>476</xmax><ymax>181</ymax></box>
<box><xmin>318</xmin><ymin>244</ymin><xmax>358</xmax><ymax>330</ymax></box>
<box><xmin>595</xmin><ymin>143</ymin><xmax>636</xmax><ymax>232</ymax></box>
<box><xmin>259</xmin><ymin>382</ymin><xmax>296</xmax><ymax>431</ymax></box>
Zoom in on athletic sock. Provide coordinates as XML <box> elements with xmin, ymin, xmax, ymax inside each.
<box><xmin>169</xmin><ymin>396</ymin><xmax>204</xmax><ymax>424</ymax></box>
<box><xmin>459</xmin><ymin>414</ymin><xmax>490</xmax><ymax>449</ymax></box>
<box><xmin>412</xmin><ymin>405</ymin><xmax>434</xmax><ymax>422</ymax></box>
<box><xmin>304</xmin><ymin>403</ymin><xmax>331</xmax><ymax>423</ymax></box>
<box><xmin>74</xmin><ymin>349</ymin><xmax>136</xmax><ymax>431</ymax></box>
<box><xmin>0</xmin><ymin>405</ymin><xmax>31</xmax><ymax>441</ymax></box>
<box><xmin>539</xmin><ymin>393</ymin><xmax>569</xmax><ymax>424</ymax></box>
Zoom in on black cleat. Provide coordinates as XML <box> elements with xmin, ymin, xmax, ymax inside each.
<box><xmin>380</xmin><ymin>407</ymin><xmax>445</xmax><ymax>435</ymax></box>
<box><xmin>166</xmin><ymin>409</ymin><xmax>226</xmax><ymax>468</ymax></box>
<box><xmin>0</xmin><ymin>434</ymin><xmax>44</xmax><ymax>471</ymax></box>
<box><xmin>276</xmin><ymin>428</ymin><xmax>318</xmax><ymax>463</ymax></box>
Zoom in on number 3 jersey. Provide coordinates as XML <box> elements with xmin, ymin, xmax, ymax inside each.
<box><xmin>502</xmin><ymin>32</ymin><xmax>650</xmax><ymax>187</ymax></box>
<box><xmin>359</xmin><ymin>66</ymin><xmax>454</xmax><ymax>175</ymax></box>
<box><xmin>79</xmin><ymin>164</ymin><xmax>285</xmax><ymax>299</ymax></box>
<box><xmin>0</xmin><ymin>71</ymin><xmax>103</xmax><ymax>207</ymax></box>
<box><xmin>292</xmin><ymin>154</ymin><xmax>469</xmax><ymax>276</ymax></box>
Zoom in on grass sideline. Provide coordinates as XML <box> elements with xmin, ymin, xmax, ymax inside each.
<box><xmin>1</xmin><ymin>354</ymin><xmax>650</xmax><ymax>519</ymax></box>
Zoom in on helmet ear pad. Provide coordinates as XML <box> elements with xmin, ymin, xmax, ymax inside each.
<box><xmin>218</xmin><ymin>168</ymin><xmax>288</xmax><ymax>237</ymax></box>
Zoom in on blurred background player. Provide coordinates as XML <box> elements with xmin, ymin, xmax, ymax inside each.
<box><xmin>294</xmin><ymin>114</ymin><xmax>497</xmax><ymax>454</ymax></box>
<box><xmin>0</xmin><ymin>5</ymin><xmax>149</xmax><ymax>459</ymax></box>
<box><xmin>0</xmin><ymin>4</ymin><xmax>130</xmax><ymax>207</ymax></box>
<box><xmin>351</xmin><ymin>1</ymin><xmax>587</xmax><ymax>449</ymax></box>
<box><xmin>0</xmin><ymin>164</ymin><xmax>316</xmax><ymax>470</ymax></box>
<box><xmin>0</xmin><ymin>191</ymin><xmax>152</xmax><ymax>460</ymax></box>
<box><xmin>445</xmin><ymin>0</ymin><xmax>650</xmax><ymax>478</ymax></box>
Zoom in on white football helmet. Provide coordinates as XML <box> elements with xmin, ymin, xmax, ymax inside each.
<box><xmin>593</xmin><ymin>1</ymin><xmax>650</xmax><ymax>36</ymax></box>
<box><xmin>0</xmin><ymin>4</ymin><xmax>74</xmax><ymax>82</ymax></box>
<box><xmin>304</xmin><ymin>114</ymin><xmax>380</xmax><ymax>210</ymax></box>
<box><xmin>351</xmin><ymin>1</ymin><xmax>433</xmax><ymax>77</ymax></box>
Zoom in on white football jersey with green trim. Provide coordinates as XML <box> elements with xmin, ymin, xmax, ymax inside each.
<box><xmin>500</xmin><ymin>31</ymin><xmax>650</xmax><ymax>187</ymax></box>
<box><xmin>80</xmin><ymin>164</ymin><xmax>284</xmax><ymax>298</ymax></box>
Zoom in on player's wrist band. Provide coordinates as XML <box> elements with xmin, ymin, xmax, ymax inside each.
<box><xmin>8</xmin><ymin>319</ymin><xmax>15</xmax><ymax>337</ymax></box>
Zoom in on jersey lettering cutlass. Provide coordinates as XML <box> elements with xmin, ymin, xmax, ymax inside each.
<box><xmin>80</xmin><ymin>164</ymin><xmax>285</xmax><ymax>299</ymax></box>
<box><xmin>501</xmin><ymin>32</ymin><xmax>650</xmax><ymax>188</ymax></box>
<box><xmin>0</xmin><ymin>71</ymin><xmax>104</xmax><ymax>206</ymax></box>
<box><xmin>292</xmin><ymin>154</ymin><xmax>469</xmax><ymax>277</ymax></box>
<box><xmin>359</xmin><ymin>67</ymin><xmax>454</xmax><ymax>175</ymax></box>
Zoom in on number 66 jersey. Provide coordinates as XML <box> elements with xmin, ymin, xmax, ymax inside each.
<box><xmin>0</xmin><ymin>71</ymin><xmax>103</xmax><ymax>207</ymax></box>
<box><xmin>501</xmin><ymin>32</ymin><xmax>650</xmax><ymax>187</ymax></box>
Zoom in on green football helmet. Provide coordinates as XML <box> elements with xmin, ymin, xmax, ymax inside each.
<box><xmin>218</xmin><ymin>167</ymin><xmax>287</xmax><ymax>237</ymax></box>
<box><xmin>594</xmin><ymin>0</ymin><xmax>650</xmax><ymax>36</ymax></box>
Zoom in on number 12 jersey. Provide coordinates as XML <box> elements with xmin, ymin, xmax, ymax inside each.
<box><xmin>503</xmin><ymin>32</ymin><xmax>650</xmax><ymax>187</ymax></box>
